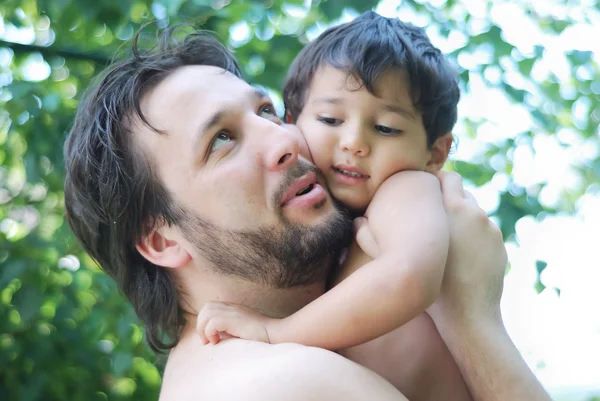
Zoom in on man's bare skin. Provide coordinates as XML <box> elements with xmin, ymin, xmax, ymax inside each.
<box><xmin>335</xmin><ymin>240</ymin><xmax>471</xmax><ymax>400</ymax></box>
<box><xmin>340</xmin><ymin>311</ymin><xmax>471</xmax><ymax>400</ymax></box>
<box><xmin>64</xmin><ymin>28</ymin><xmax>552</xmax><ymax>401</ymax></box>
<box><xmin>162</xmin><ymin>325</ymin><xmax>408</xmax><ymax>401</ymax></box>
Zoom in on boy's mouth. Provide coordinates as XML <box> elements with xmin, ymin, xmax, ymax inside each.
<box><xmin>333</xmin><ymin>165</ymin><xmax>369</xmax><ymax>179</ymax></box>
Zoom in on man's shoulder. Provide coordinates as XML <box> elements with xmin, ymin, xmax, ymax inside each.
<box><xmin>160</xmin><ymin>337</ymin><xmax>404</xmax><ymax>401</ymax></box>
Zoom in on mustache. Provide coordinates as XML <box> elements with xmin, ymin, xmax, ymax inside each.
<box><xmin>272</xmin><ymin>160</ymin><xmax>318</xmax><ymax>207</ymax></box>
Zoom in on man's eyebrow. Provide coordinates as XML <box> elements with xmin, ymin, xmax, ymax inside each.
<box><xmin>192</xmin><ymin>110</ymin><xmax>224</xmax><ymax>159</ymax></box>
<box><xmin>193</xmin><ymin>87</ymin><xmax>267</xmax><ymax>160</ymax></box>
<box><xmin>200</xmin><ymin>110</ymin><xmax>224</xmax><ymax>138</ymax></box>
<box><xmin>252</xmin><ymin>87</ymin><xmax>269</xmax><ymax>100</ymax></box>
<box><xmin>383</xmin><ymin>104</ymin><xmax>417</xmax><ymax>121</ymax></box>
<box><xmin>199</xmin><ymin>88</ymin><xmax>265</xmax><ymax>137</ymax></box>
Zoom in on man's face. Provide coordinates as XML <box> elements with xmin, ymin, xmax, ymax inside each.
<box><xmin>135</xmin><ymin>66</ymin><xmax>351</xmax><ymax>287</ymax></box>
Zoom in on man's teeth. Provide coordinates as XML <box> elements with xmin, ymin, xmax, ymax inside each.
<box><xmin>335</xmin><ymin>168</ymin><xmax>365</xmax><ymax>178</ymax></box>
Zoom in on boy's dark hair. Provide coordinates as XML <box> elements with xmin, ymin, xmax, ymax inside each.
<box><xmin>284</xmin><ymin>11</ymin><xmax>460</xmax><ymax>147</ymax></box>
<box><xmin>63</xmin><ymin>26</ymin><xmax>242</xmax><ymax>353</ymax></box>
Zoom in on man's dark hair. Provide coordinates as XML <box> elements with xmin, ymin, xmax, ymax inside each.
<box><xmin>63</xmin><ymin>26</ymin><xmax>242</xmax><ymax>353</ymax></box>
<box><xmin>284</xmin><ymin>11</ymin><xmax>460</xmax><ymax>147</ymax></box>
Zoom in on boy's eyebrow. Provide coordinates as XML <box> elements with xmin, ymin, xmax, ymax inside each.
<box><xmin>383</xmin><ymin>104</ymin><xmax>417</xmax><ymax>121</ymax></box>
<box><xmin>311</xmin><ymin>97</ymin><xmax>417</xmax><ymax>121</ymax></box>
<box><xmin>311</xmin><ymin>97</ymin><xmax>344</xmax><ymax>105</ymax></box>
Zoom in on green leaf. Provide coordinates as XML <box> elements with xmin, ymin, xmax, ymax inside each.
<box><xmin>535</xmin><ymin>260</ymin><xmax>548</xmax><ymax>276</ymax></box>
<box><xmin>0</xmin><ymin>259</ymin><xmax>27</xmax><ymax>288</ymax></box>
<box><xmin>452</xmin><ymin>160</ymin><xmax>495</xmax><ymax>186</ymax></box>
<box><xmin>12</xmin><ymin>286</ymin><xmax>45</xmax><ymax>324</ymax></box>
<box><xmin>113</xmin><ymin>352</ymin><xmax>133</xmax><ymax>376</ymax></box>
<box><xmin>534</xmin><ymin>280</ymin><xmax>545</xmax><ymax>294</ymax></box>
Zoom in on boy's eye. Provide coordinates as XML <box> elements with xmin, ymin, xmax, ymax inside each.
<box><xmin>375</xmin><ymin>125</ymin><xmax>402</xmax><ymax>136</ymax></box>
<box><xmin>317</xmin><ymin>117</ymin><xmax>343</xmax><ymax>126</ymax></box>
<box><xmin>209</xmin><ymin>131</ymin><xmax>233</xmax><ymax>153</ymax></box>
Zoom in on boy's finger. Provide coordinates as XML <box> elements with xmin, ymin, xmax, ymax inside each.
<box><xmin>354</xmin><ymin>219</ymin><xmax>379</xmax><ymax>259</ymax></box>
<box><xmin>353</xmin><ymin>216</ymin><xmax>367</xmax><ymax>234</ymax></box>
<box><xmin>197</xmin><ymin>323</ymin><xmax>209</xmax><ymax>345</ymax></box>
<box><xmin>196</xmin><ymin>313</ymin><xmax>210</xmax><ymax>345</ymax></box>
<box><xmin>206</xmin><ymin>320</ymin><xmax>221</xmax><ymax>345</ymax></box>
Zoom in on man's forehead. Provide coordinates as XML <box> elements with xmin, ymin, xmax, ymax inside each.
<box><xmin>137</xmin><ymin>65</ymin><xmax>269</xmax><ymax>140</ymax></box>
<box><xmin>140</xmin><ymin>65</ymin><xmax>259</xmax><ymax>129</ymax></box>
<box><xmin>153</xmin><ymin>65</ymin><xmax>250</xmax><ymax>102</ymax></box>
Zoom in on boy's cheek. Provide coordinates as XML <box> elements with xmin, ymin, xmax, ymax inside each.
<box><xmin>297</xmin><ymin>133</ymin><xmax>313</xmax><ymax>162</ymax></box>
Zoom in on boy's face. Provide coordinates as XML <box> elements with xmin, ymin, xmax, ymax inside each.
<box><xmin>295</xmin><ymin>65</ymin><xmax>450</xmax><ymax>212</ymax></box>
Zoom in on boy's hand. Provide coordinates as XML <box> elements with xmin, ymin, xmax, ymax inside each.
<box><xmin>196</xmin><ymin>301</ymin><xmax>278</xmax><ymax>345</ymax></box>
<box><xmin>353</xmin><ymin>217</ymin><xmax>379</xmax><ymax>259</ymax></box>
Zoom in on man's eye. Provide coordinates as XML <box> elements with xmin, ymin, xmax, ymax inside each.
<box><xmin>317</xmin><ymin>117</ymin><xmax>342</xmax><ymax>126</ymax></box>
<box><xmin>259</xmin><ymin>104</ymin><xmax>276</xmax><ymax>117</ymax></box>
<box><xmin>259</xmin><ymin>104</ymin><xmax>282</xmax><ymax>123</ymax></box>
<box><xmin>209</xmin><ymin>131</ymin><xmax>233</xmax><ymax>152</ymax></box>
<box><xmin>375</xmin><ymin>125</ymin><xmax>402</xmax><ymax>136</ymax></box>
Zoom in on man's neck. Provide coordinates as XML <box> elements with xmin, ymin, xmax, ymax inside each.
<box><xmin>229</xmin><ymin>281</ymin><xmax>327</xmax><ymax>318</ymax></box>
<box><xmin>177</xmin><ymin>266</ymin><xmax>327</xmax><ymax>320</ymax></box>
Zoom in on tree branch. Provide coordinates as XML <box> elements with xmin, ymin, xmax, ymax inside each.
<box><xmin>0</xmin><ymin>40</ymin><xmax>111</xmax><ymax>65</ymax></box>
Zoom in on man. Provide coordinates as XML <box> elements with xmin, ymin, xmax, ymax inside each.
<box><xmin>64</xmin><ymin>27</ymin><xmax>551</xmax><ymax>400</ymax></box>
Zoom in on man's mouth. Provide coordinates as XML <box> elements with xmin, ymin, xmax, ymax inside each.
<box><xmin>295</xmin><ymin>183</ymin><xmax>314</xmax><ymax>196</ymax></box>
<box><xmin>280</xmin><ymin>171</ymin><xmax>320</xmax><ymax>207</ymax></box>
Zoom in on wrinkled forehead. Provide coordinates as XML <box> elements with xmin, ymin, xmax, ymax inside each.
<box><xmin>141</xmin><ymin>65</ymin><xmax>251</xmax><ymax>122</ymax></box>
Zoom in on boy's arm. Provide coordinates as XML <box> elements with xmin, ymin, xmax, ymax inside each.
<box><xmin>197</xmin><ymin>170</ymin><xmax>448</xmax><ymax>349</ymax></box>
<box><xmin>269</xmin><ymin>170</ymin><xmax>448</xmax><ymax>348</ymax></box>
<box><xmin>429</xmin><ymin>171</ymin><xmax>552</xmax><ymax>401</ymax></box>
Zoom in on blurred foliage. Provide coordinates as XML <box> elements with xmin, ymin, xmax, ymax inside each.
<box><xmin>0</xmin><ymin>0</ymin><xmax>598</xmax><ymax>400</ymax></box>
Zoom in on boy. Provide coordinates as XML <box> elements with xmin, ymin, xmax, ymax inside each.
<box><xmin>197</xmin><ymin>9</ymin><xmax>462</xmax><ymax>387</ymax></box>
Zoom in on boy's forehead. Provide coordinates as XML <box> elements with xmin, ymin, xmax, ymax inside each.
<box><xmin>309</xmin><ymin>65</ymin><xmax>414</xmax><ymax>107</ymax></box>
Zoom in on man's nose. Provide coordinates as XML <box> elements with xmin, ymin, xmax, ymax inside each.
<box><xmin>340</xmin><ymin>126</ymin><xmax>370</xmax><ymax>157</ymax></box>
<box><xmin>260</xmin><ymin>123</ymin><xmax>300</xmax><ymax>171</ymax></box>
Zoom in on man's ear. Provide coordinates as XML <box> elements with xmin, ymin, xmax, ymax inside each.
<box><xmin>425</xmin><ymin>133</ymin><xmax>454</xmax><ymax>173</ymax></box>
<box><xmin>136</xmin><ymin>228</ymin><xmax>191</xmax><ymax>269</ymax></box>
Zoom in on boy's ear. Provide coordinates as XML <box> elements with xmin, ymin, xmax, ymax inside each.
<box><xmin>425</xmin><ymin>133</ymin><xmax>453</xmax><ymax>173</ymax></box>
<box><xmin>136</xmin><ymin>228</ymin><xmax>191</xmax><ymax>269</ymax></box>
<box><xmin>284</xmin><ymin>109</ymin><xmax>294</xmax><ymax>124</ymax></box>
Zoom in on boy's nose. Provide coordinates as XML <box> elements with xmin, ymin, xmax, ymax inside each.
<box><xmin>340</xmin><ymin>129</ymin><xmax>370</xmax><ymax>157</ymax></box>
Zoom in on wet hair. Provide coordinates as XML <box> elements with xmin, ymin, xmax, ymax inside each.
<box><xmin>283</xmin><ymin>11</ymin><xmax>460</xmax><ymax>147</ymax></box>
<box><xmin>63</xmin><ymin>26</ymin><xmax>242</xmax><ymax>353</ymax></box>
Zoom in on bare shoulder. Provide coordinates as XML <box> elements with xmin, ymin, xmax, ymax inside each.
<box><xmin>241</xmin><ymin>343</ymin><xmax>407</xmax><ymax>401</ymax></box>
<box><xmin>366</xmin><ymin>171</ymin><xmax>442</xmax><ymax>219</ymax></box>
<box><xmin>160</xmin><ymin>335</ymin><xmax>406</xmax><ymax>401</ymax></box>
<box><xmin>372</xmin><ymin>171</ymin><xmax>440</xmax><ymax>202</ymax></box>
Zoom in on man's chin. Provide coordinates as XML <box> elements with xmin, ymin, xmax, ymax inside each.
<box><xmin>281</xmin><ymin>197</ymin><xmax>338</xmax><ymax>226</ymax></box>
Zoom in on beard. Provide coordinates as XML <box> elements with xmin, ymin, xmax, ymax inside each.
<box><xmin>176</xmin><ymin>162</ymin><xmax>353</xmax><ymax>288</ymax></box>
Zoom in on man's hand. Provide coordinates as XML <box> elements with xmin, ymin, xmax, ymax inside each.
<box><xmin>428</xmin><ymin>171</ymin><xmax>507</xmax><ymax>326</ymax></box>
<box><xmin>426</xmin><ymin>172</ymin><xmax>551</xmax><ymax>401</ymax></box>
<box><xmin>196</xmin><ymin>301</ymin><xmax>278</xmax><ymax>345</ymax></box>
